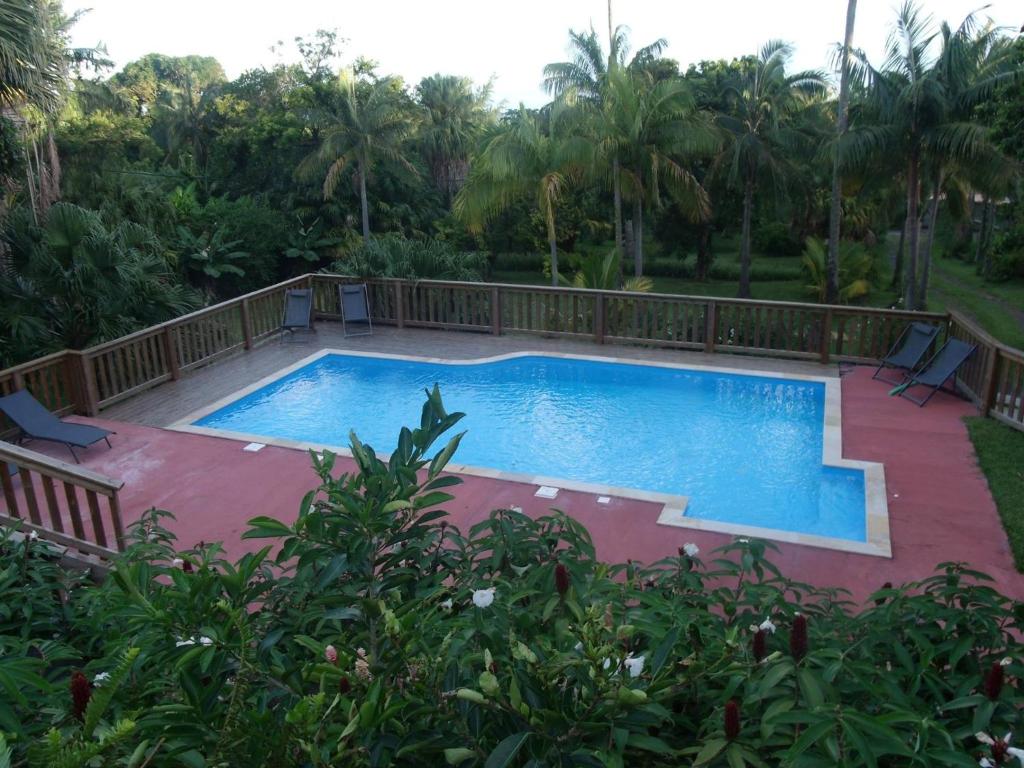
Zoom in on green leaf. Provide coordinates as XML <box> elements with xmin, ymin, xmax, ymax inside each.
<box><xmin>484</xmin><ymin>732</ymin><xmax>529</xmax><ymax>768</ymax></box>
<box><xmin>444</xmin><ymin>748</ymin><xmax>475</xmax><ymax>765</ymax></box>
<box><xmin>797</xmin><ymin>667</ymin><xmax>825</xmax><ymax>708</ymax></box>
<box><xmin>694</xmin><ymin>738</ymin><xmax>727</xmax><ymax>766</ymax></box>
<box><xmin>627</xmin><ymin>733</ymin><xmax>675</xmax><ymax>755</ymax></box>
<box><xmin>242</xmin><ymin>516</ymin><xmax>293</xmax><ymax>539</ymax></box>
<box><xmin>650</xmin><ymin>627</ymin><xmax>679</xmax><ymax>676</ymax></box>
<box><xmin>786</xmin><ymin>718</ymin><xmax>835</xmax><ymax>760</ymax></box>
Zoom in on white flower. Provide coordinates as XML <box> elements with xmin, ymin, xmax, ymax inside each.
<box><xmin>574</xmin><ymin>642</ymin><xmax>583</xmax><ymax>653</ymax></box>
<box><xmin>93</xmin><ymin>671</ymin><xmax>111</xmax><ymax>686</ymax></box>
<box><xmin>759</xmin><ymin>618</ymin><xmax>777</xmax><ymax>634</ymax></box>
<box><xmin>602</xmin><ymin>657</ymin><xmax>612</xmax><ymax>671</ymax></box>
<box><xmin>683</xmin><ymin>543</ymin><xmax>699</xmax><ymax>557</ymax></box>
<box><xmin>28</xmin><ymin>530</ymin><xmax>39</xmax><ymax>541</ymax></box>
<box><xmin>1001</xmin><ymin>657</ymin><xmax>1013</xmax><ymax>667</ymax></box>
<box><xmin>738</xmin><ymin>538</ymin><xmax>749</xmax><ymax>544</ymax></box>
<box><xmin>198</xmin><ymin>636</ymin><xmax>214</xmax><ymax>646</ymax></box>
<box><xmin>472</xmin><ymin>588</ymin><xmax>495</xmax><ymax>609</ymax></box>
<box><xmin>171</xmin><ymin>558</ymin><xmax>184</xmax><ymax>568</ymax></box>
<box><xmin>175</xmin><ymin>638</ymin><xmax>195</xmax><ymax>648</ymax></box>
<box><xmin>976</xmin><ymin>732</ymin><xmax>1024</xmax><ymax>765</ymax></box>
<box><xmin>440</xmin><ymin>598</ymin><xmax>453</xmax><ymax>612</ymax></box>
<box><xmin>624</xmin><ymin>654</ymin><xmax>645</xmax><ymax>679</ymax></box>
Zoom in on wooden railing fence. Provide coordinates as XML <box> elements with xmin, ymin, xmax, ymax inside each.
<box><xmin>1</xmin><ymin>273</ymin><xmax>1021</xmax><ymax>436</ymax></box>
<box><xmin>0</xmin><ymin>441</ymin><xmax>125</xmax><ymax>558</ymax></box>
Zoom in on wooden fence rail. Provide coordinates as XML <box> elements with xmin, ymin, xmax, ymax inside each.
<box><xmin>1</xmin><ymin>273</ymin><xmax>1021</xmax><ymax>434</ymax></box>
<box><xmin>948</xmin><ymin>311</ymin><xmax>1024</xmax><ymax>431</ymax></box>
<box><xmin>0</xmin><ymin>441</ymin><xmax>125</xmax><ymax>558</ymax></box>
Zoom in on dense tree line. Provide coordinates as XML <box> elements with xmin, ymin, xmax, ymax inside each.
<box><xmin>0</xmin><ymin>0</ymin><xmax>1021</xmax><ymax>368</ymax></box>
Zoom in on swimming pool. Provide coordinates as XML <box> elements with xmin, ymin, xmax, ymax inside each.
<box><xmin>186</xmin><ymin>351</ymin><xmax>886</xmax><ymax>547</ymax></box>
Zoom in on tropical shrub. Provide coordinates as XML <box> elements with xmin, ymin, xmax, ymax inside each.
<box><xmin>333</xmin><ymin>233</ymin><xmax>487</xmax><ymax>281</ymax></box>
<box><xmin>801</xmin><ymin>237</ymin><xmax>875</xmax><ymax>303</ymax></box>
<box><xmin>753</xmin><ymin>222</ymin><xmax>804</xmax><ymax>257</ymax></box>
<box><xmin>2</xmin><ymin>391</ymin><xmax>1023</xmax><ymax>767</ymax></box>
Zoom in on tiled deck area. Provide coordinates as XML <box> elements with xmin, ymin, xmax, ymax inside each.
<box><xmin>17</xmin><ymin>325</ymin><xmax>1023</xmax><ymax>603</ymax></box>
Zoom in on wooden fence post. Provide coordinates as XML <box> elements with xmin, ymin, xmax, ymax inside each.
<box><xmin>819</xmin><ymin>308</ymin><xmax>833</xmax><ymax>364</ymax></box>
<box><xmin>704</xmin><ymin>301</ymin><xmax>717</xmax><ymax>353</ymax></box>
<box><xmin>593</xmin><ymin>294</ymin><xmax>606</xmax><ymax>344</ymax></box>
<box><xmin>163</xmin><ymin>327</ymin><xmax>180</xmax><ymax>381</ymax></box>
<box><xmin>980</xmin><ymin>347</ymin><xmax>1000</xmax><ymax>415</ymax></box>
<box><xmin>240</xmin><ymin>299</ymin><xmax>253</xmax><ymax>350</ymax></box>
<box><xmin>71</xmin><ymin>352</ymin><xmax>100</xmax><ymax>417</ymax></box>
<box><xmin>395</xmin><ymin>281</ymin><xmax>405</xmax><ymax>328</ymax></box>
<box><xmin>491</xmin><ymin>286</ymin><xmax>501</xmax><ymax>335</ymax></box>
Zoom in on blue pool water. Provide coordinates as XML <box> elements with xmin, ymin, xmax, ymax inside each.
<box><xmin>194</xmin><ymin>354</ymin><xmax>866</xmax><ymax>541</ymax></box>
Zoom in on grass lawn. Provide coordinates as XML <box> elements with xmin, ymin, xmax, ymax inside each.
<box><xmin>965</xmin><ymin>416</ymin><xmax>1024</xmax><ymax>571</ymax></box>
<box><xmin>927</xmin><ymin>256</ymin><xmax>1024</xmax><ymax>349</ymax></box>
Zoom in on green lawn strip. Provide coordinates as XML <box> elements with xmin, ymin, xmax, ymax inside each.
<box><xmin>965</xmin><ymin>416</ymin><xmax>1024</xmax><ymax>571</ymax></box>
<box><xmin>929</xmin><ymin>257</ymin><xmax>1024</xmax><ymax>348</ymax></box>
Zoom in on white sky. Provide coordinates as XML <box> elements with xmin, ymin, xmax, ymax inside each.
<box><xmin>67</xmin><ymin>0</ymin><xmax>1021</xmax><ymax>107</ymax></box>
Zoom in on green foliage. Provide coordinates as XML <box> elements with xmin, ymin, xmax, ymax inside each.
<box><xmin>965</xmin><ymin>417</ymin><xmax>1024</xmax><ymax>570</ymax></box>
<box><xmin>801</xmin><ymin>237</ymin><xmax>875</xmax><ymax>303</ymax></box>
<box><xmin>561</xmin><ymin>249</ymin><xmax>652</xmax><ymax>291</ymax></box>
<box><xmin>753</xmin><ymin>222</ymin><xmax>803</xmax><ymax>257</ymax></box>
<box><xmin>0</xmin><ymin>202</ymin><xmax>197</xmax><ymax>363</ymax></box>
<box><xmin>3</xmin><ymin>393</ymin><xmax>1024</xmax><ymax>766</ymax></box>
<box><xmin>333</xmin><ymin>233</ymin><xmax>487</xmax><ymax>281</ymax></box>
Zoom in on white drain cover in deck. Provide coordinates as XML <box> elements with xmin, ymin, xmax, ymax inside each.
<box><xmin>596</xmin><ymin>496</ymin><xmax>611</xmax><ymax>505</ymax></box>
<box><xmin>243</xmin><ymin>442</ymin><xmax>266</xmax><ymax>452</ymax></box>
<box><xmin>535</xmin><ymin>486</ymin><xmax>559</xmax><ymax>499</ymax></box>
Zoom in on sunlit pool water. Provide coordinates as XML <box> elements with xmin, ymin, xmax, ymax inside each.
<box><xmin>194</xmin><ymin>353</ymin><xmax>866</xmax><ymax>541</ymax></box>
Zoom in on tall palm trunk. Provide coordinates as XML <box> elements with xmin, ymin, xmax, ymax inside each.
<box><xmin>613</xmin><ymin>156</ymin><xmax>623</xmax><ymax>286</ymax></box>
<box><xmin>904</xmin><ymin>151</ymin><xmax>921</xmax><ymax>310</ymax></box>
<box><xmin>546</xmin><ymin>207</ymin><xmax>559</xmax><ymax>286</ymax></box>
<box><xmin>891</xmin><ymin>216</ymin><xmax>907</xmax><ymax>289</ymax></box>
<box><xmin>358</xmin><ymin>160</ymin><xmax>370</xmax><ymax>243</ymax></box>
<box><xmin>918</xmin><ymin>171</ymin><xmax>944</xmax><ymax>306</ymax></box>
<box><xmin>826</xmin><ymin>0</ymin><xmax>858</xmax><ymax>303</ymax></box>
<box><xmin>696</xmin><ymin>223</ymin><xmax>713</xmax><ymax>281</ymax></box>
<box><xmin>633</xmin><ymin>197</ymin><xmax>644</xmax><ymax>277</ymax></box>
<box><xmin>738</xmin><ymin>176</ymin><xmax>754</xmax><ymax>298</ymax></box>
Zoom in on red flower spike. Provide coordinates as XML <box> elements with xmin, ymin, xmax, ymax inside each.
<box><xmin>752</xmin><ymin>629</ymin><xmax>766</xmax><ymax>662</ymax></box>
<box><xmin>70</xmin><ymin>671</ymin><xmax>91</xmax><ymax>721</ymax></box>
<box><xmin>724</xmin><ymin>699</ymin><xmax>740</xmax><ymax>741</ymax></box>
<box><xmin>182</xmin><ymin>560</ymin><xmax>194</xmax><ymax>573</ymax></box>
<box><xmin>790</xmin><ymin>615</ymin><xmax>808</xmax><ymax>662</ymax></box>
<box><xmin>984</xmin><ymin>661</ymin><xmax>1004</xmax><ymax>701</ymax></box>
<box><xmin>339</xmin><ymin>676</ymin><xmax>351</xmax><ymax>695</ymax></box>
<box><xmin>555</xmin><ymin>564</ymin><xmax>570</xmax><ymax>597</ymax></box>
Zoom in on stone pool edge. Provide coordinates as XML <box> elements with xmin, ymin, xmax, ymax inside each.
<box><xmin>168</xmin><ymin>348</ymin><xmax>891</xmax><ymax>559</ymax></box>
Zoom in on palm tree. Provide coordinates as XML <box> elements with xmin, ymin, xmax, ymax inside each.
<box><xmin>716</xmin><ymin>41</ymin><xmax>825</xmax><ymax>298</ymax></box>
<box><xmin>605</xmin><ymin>67</ymin><xmax>715</xmax><ymax>276</ymax></box>
<box><xmin>543</xmin><ymin>26</ymin><xmax>667</xmax><ymax>270</ymax></box>
<box><xmin>298</xmin><ymin>71</ymin><xmax>417</xmax><ymax>243</ymax></box>
<box><xmin>454</xmin><ymin>108</ymin><xmax>583</xmax><ymax>286</ymax></box>
<box><xmin>843</xmin><ymin>1</ymin><xmax>1015</xmax><ymax>309</ymax></box>
<box><xmin>416</xmin><ymin>74</ymin><xmax>494</xmax><ymax>206</ymax></box>
<box><xmin>826</xmin><ymin>0</ymin><xmax>858</xmax><ymax>303</ymax></box>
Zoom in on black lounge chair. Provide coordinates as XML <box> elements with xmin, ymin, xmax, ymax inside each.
<box><xmin>897</xmin><ymin>338</ymin><xmax>977</xmax><ymax>407</ymax></box>
<box><xmin>280</xmin><ymin>288</ymin><xmax>314</xmax><ymax>343</ymax></box>
<box><xmin>339</xmin><ymin>283</ymin><xmax>373</xmax><ymax>337</ymax></box>
<box><xmin>872</xmin><ymin>322</ymin><xmax>941</xmax><ymax>384</ymax></box>
<box><xmin>0</xmin><ymin>390</ymin><xmax>113</xmax><ymax>462</ymax></box>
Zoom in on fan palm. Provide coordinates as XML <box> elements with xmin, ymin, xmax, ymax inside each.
<box><xmin>297</xmin><ymin>71</ymin><xmax>417</xmax><ymax>243</ymax></box>
<box><xmin>416</xmin><ymin>74</ymin><xmax>494</xmax><ymax>206</ymax></box>
<box><xmin>454</xmin><ymin>108</ymin><xmax>584</xmax><ymax>286</ymax></box>
<box><xmin>715</xmin><ymin>40</ymin><xmax>826</xmax><ymax>298</ymax></box>
<box><xmin>801</xmin><ymin>236</ymin><xmax>873</xmax><ymax>304</ymax></box>
<box><xmin>1</xmin><ymin>202</ymin><xmax>196</xmax><ymax>354</ymax></box>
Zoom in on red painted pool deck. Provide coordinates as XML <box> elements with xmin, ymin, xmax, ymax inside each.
<box><xmin>15</xmin><ymin>364</ymin><xmax>1022</xmax><ymax>604</ymax></box>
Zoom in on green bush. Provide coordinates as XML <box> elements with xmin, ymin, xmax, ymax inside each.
<box><xmin>709</xmin><ymin>261</ymin><xmax>802</xmax><ymax>281</ymax></box>
<box><xmin>333</xmin><ymin>234</ymin><xmax>488</xmax><ymax>281</ymax></box>
<box><xmin>491</xmin><ymin>252</ymin><xmax>546</xmax><ymax>272</ymax></box>
<box><xmin>753</xmin><ymin>222</ymin><xmax>804</xmax><ymax>257</ymax></box>
<box><xmin>3</xmin><ymin>390</ymin><xmax>1023</xmax><ymax>767</ymax></box>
